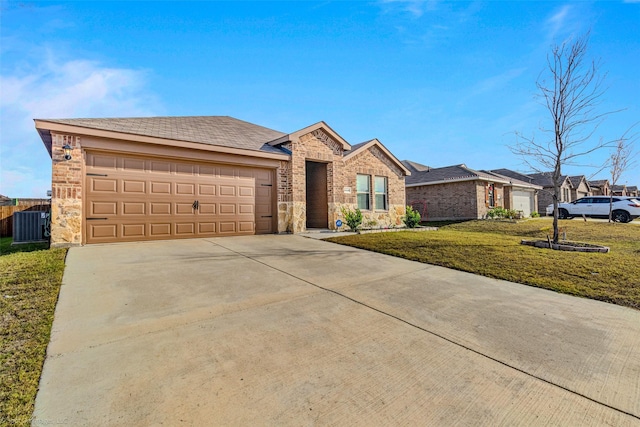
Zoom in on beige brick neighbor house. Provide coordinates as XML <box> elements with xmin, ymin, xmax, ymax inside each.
<box><xmin>36</xmin><ymin>116</ymin><xmax>409</xmax><ymax>246</ymax></box>
<box><xmin>404</xmin><ymin>162</ymin><xmax>541</xmax><ymax>221</ymax></box>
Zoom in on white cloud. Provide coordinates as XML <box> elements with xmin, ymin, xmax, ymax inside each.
<box><xmin>0</xmin><ymin>52</ymin><xmax>162</xmax><ymax>197</ymax></box>
<box><xmin>378</xmin><ymin>0</ymin><xmax>440</xmax><ymax>18</ymax></box>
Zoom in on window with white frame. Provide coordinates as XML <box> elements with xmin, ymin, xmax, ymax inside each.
<box><xmin>374</xmin><ymin>176</ymin><xmax>388</xmax><ymax>210</ymax></box>
<box><xmin>356</xmin><ymin>174</ymin><xmax>370</xmax><ymax>210</ymax></box>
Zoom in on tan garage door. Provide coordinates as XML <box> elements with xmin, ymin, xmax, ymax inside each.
<box><xmin>85</xmin><ymin>151</ymin><xmax>274</xmax><ymax>244</ymax></box>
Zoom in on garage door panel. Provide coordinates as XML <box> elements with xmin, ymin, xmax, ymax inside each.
<box><xmin>122</xmin><ymin>202</ymin><xmax>145</xmax><ymax>215</ymax></box>
<box><xmin>150</xmin><ymin>203</ymin><xmax>171</xmax><ymax>215</ymax></box>
<box><xmin>219</xmin><ymin>167</ymin><xmax>236</xmax><ymax>178</ymax></box>
<box><xmin>176</xmin><ymin>204</ymin><xmax>194</xmax><ymax>214</ymax></box>
<box><xmin>89</xmin><ymin>154</ymin><xmax>118</xmax><ymax>169</ymax></box>
<box><xmin>239</xmin><ymin>186</ymin><xmax>254</xmax><ymax>197</ymax></box>
<box><xmin>219</xmin><ymin>185</ymin><xmax>236</xmax><ymax>196</ymax></box>
<box><xmin>199</xmin><ymin>204</ymin><xmax>216</xmax><ymax>214</ymax></box>
<box><xmin>176</xmin><ymin>163</ymin><xmax>195</xmax><ymax>175</ymax></box>
<box><xmin>85</xmin><ymin>152</ymin><xmax>274</xmax><ymax>243</ymax></box>
<box><xmin>150</xmin><ymin>223</ymin><xmax>171</xmax><ymax>236</ymax></box>
<box><xmin>122</xmin><ymin>158</ymin><xmax>145</xmax><ymax>171</ymax></box>
<box><xmin>199</xmin><ymin>166</ymin><xmax>215</xmax><ymax>176</ymax></box>
<box><xmin>151</xmin><ymin>182</ymin><xmax>172</xmax><ymax>194</ymax></box>
<box><xmin>150</xmin><ymin>161</ymin><xmax>171</xmax><ymax>173</ymax></box>
<box><xmin>199</xmin><ymin>185</ymin><xmax>216</xmax><ymax>196</ymax></box>
<box><xmin>176</xmin><ymin>183</ymin><xmax>195</xmax><ymax>195</ymax></box>
<box><xmin>123</xmin><ymin>180</ymin><xmax>145</xmax><ymax>193</ymax></box>
<box><xmin>91</xmin><ymin>202</ymin><xmax>117</xmax><ymax>215</ymax></box>
<box><xmin>199</xmin><ymin>223</ymin><xmax>216</xmax><ymax>233</ymax></box>
<box><xmin>219</xmin><ymin>222</ymin><xmax>236</xmax><ymax>233</ymax></box>
<box><xmin>175</xmin><ymin>223</ymin><xmax>195</xmax><ymax>235</ymax></box>
<box><xmin>239</xmin><ymin>221</ymin><xmax>254</xmax><ymax>232</ymax></box>
<box><xmin>219</xmin><ymin>204</ymin><xmax>236</xmax><ymax>214</ymax></box>
<box><xmin>122</xmin><ymin>224</ymin><xmax>145</xmax><ymax>237</ymax></box>
<box><xmin>89</xmin><ymin>223</ymin><xmax>117</xmax><ymax>239</ymax></box>
<box><xmin>91</xmin><ymin>178</ymin><xmax>118</xmax><ymax>193</ymax></box>
<box><xmin>239</xmin><ymin>204</ymin><xmax>254</xmax><ymax>214</ymax></box>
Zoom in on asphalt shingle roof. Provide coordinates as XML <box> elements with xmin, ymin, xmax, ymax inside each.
<box><xmin>406</xmin><ymin>163</ymin><xmax>505</xmax><ymax>185</ymax></box>
<box><xmin>37</xmin><ymin>116</ymin><xmax>288</xmax><ymax>154</ymax></box>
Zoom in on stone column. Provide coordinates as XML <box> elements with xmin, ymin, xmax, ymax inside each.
<box><xmin>50</xmin><ymin>133</ymin><xmax>83</xmax><ymax>246</ymax></box>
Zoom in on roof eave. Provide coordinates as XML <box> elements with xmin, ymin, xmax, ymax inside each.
<box><xmin>34</xmin><ymin>120</ymin><xmax>290</xmax><ymax>161</ymax></box>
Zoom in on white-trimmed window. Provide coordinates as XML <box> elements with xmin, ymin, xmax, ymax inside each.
<box><xmin>374</xmin><ymin>176</ymin><xmax>388</xmax><ymax>210</ymax></box>
<box><xmin>357</xmin><ymin>174</ymin><xmax>370</xmax><ymax>210</ymax></box>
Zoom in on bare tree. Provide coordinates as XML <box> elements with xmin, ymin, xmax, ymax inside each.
<box><xmin>512</xmin><ymin>32</ymin><xmax>614</xmax><ymax>243</ymax></box>
<box><xmin>608</xmin><ymin>128</ymin><xmax>638</xmax><ymax>222</ymax></box>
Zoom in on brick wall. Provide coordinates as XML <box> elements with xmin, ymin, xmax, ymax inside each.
<box><xmin>50</xmin><ymin>133</ymin><xmax>83</xmax><ymax>246</ymax></box>
<box><xmin>277</xmin><ymin>129</ymin><xmax>406</xmax><ymax>232</ymax></box>
<box><xmin>406</xmin><ymin>180</ymin><xmax>503</xmax><ymax>221</ymax></box>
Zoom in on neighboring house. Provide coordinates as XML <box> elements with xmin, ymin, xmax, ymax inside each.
<box><xmin>527</xmin><ymin>172</ymin><xmax>574</xmax><ymax>215</ymax></box>
<box><xmin>589</xmin><ymin>179</ymin><xmax>610</xmax><ymax>196</ymax></box>
<box><xmin>626</xmin><ymin>186</ymin><xmax>638</xmax><ymax>197</ymax></box>
<box><xmin>0</xmin><ymin>195</ymin><xmax>12</xmax><ymax>206</ymax></box>
<box><xmin>611</xmin><ymin>184</ymin><xmax>628</xmax><ymax>196</ymax></box>
<box><xmin>403</xmin><ymin>163</ymin><xmax>540</xmax><ymax>220</ymax></box>
<box><xmin>492</xmin><ymin>170</ymin><xmax>573</xmax><ymax>215</ymax></box>
<box><xmin>568</xmin><ymin>175</ymin><xmax>591</xmax><ymax>200</ymax></box>
<box><xmin>36</xmin><ymin>116</ymin><xmax>410</xmax><ymax>246</ymax></box>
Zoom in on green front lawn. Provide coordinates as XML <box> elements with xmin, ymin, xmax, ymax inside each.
<box><xmin>0</xmin><ymin>237</ymin><xmax>67</xmax><ymax>426</ymax></box>
<box><xmin>327</xmin><ymin>219</ymin><xmax>640</xmax><ymax>309</ymax></box>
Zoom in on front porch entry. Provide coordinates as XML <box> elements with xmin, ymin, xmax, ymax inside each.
<box><xmin>305</xmin><ymin>161</ymin><xmax>329</xmax><ymax>228</ymax></box>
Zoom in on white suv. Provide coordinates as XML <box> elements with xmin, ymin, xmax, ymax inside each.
<box><xmin>545</xmin><ymin>196</ymin><xmax>640</xmax><ymax>223</ymax></box>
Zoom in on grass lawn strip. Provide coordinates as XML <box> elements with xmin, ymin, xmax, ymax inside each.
<box><xmin>0</xmin><ymin>237</ymin><xmax>67</xmax><ymax>426</ymax></box>
<box><xmin>327</xmin><ymin>219</ymin><xmax>640</xmax><ymax>310</ymax></box>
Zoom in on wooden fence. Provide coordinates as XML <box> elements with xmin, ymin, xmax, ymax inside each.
<box><xmin>0</xmin><ymin>203</ymin><xmax>51</xmax><ymax>238</ymax></box>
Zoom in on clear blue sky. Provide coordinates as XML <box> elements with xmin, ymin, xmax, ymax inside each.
<box><xmin>1</xmin><ymin>1</ymin><xmax>639</xmax><ymax>197</ymax></box>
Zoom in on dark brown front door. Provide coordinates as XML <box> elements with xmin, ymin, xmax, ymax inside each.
<box><xmin>305</xmin><ymin>161</ymin><xmax>328</xmax><ymax>228</ymax></box>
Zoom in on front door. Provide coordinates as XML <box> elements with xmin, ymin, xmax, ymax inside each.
<box><xmin>305</xmin><ymin>161</ymin><xmax>328</xmax><ymax>228</ymax></box>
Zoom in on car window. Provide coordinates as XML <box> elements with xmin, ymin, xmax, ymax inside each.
<box><xmin>575</xmin><ymin>198</ymin><xmax>591</xmax><ymax>204</ymax></box>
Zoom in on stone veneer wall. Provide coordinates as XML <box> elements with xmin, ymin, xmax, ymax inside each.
<box><xmin>50</xmin><ymin>133</ymin><xmax>83</xmax><ymax>246</ymax></box>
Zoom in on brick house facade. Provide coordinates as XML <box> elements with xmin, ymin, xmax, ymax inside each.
<box><xmin>405</xmin><ymin>163</ymin><xmax>540</xmax><ymax>220</ymax></box>
<box><xmin>37</xmin><ymin>117</ymin><xmax>409</xmax><ymax>246</ymax></box>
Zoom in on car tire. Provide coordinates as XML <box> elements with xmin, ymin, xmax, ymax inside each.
<box><xmin>558</xmin><ymin>208</ymin><xmax>571</xmax><ymax>219</ymax></box>
<box><xmin>612</xmin><ymin>210</ymin><xmax>631</xmax><ymax>223</ymax></box>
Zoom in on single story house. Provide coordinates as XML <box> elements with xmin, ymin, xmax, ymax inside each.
<box><xmin>494</xmin><ymin>170</ymin><xmax>574</xmax><ymax>215</ymax></box>
<box><xmin>627</xmin><ymin>186</ymin><xmax>638</xmax><ymax>197</ymax></box>
<box><xmin>36</xmin><ymin>116</ymin><xmax>410</xmax><ymax>246</ymax></box>
<box><xmin>611</xmin><ymin>184</ymin><xmax>628</xmax><ymax>196</ymax></box>
<box><xmin>403</xmin><ymin>162</ymin><xmax>541</xmax><ymax>220</ymax></box>
<box><xmin>568</xmin><ymin>175</ymin><xmax>591</xmax><ymax>200</ymax></box>
<box><xmin>589</xmin><ymin>179</ymin><xmax>610</xmax><ymax>196</ymax></box>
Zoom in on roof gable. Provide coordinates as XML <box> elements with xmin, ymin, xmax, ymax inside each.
<box><xmin>344</xmin><ymin>139</ymin><xmax>410</xmax><ymax>176</ymax></box>
<box><xmin>267</xmin><ymin>121</ymin><xmax>351</xmax><ymax>151</ymax></box>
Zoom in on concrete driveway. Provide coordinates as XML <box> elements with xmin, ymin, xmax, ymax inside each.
<box><xmin>34</xmin><ymin>235</ymin><xmax>640</xmax><ymax>426</ymax></box>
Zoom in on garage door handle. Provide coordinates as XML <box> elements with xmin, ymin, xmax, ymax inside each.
<box><xmin>192</xmin><ymin>200</ymin><xmax>199</xmax><ymax>210</ymax></box>
<box><xmin>260</xmin><ymin>184</ymin><xmax>272</xmax><ymax>187</ymax></box>
<box><xmin>261</xmin><ymin>215</ymin><xmax>273</xmax><ymax>218</ymax></box>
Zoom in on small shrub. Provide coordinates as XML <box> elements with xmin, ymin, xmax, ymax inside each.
<box><xmin>531</xmin><ymin>211</ymin><xmax>540</xmax><ymax>218</ymax></box>
<box><xmin>341</xmin><ymin>206</ymin><xmax>363</xmax><ymax>231</ymax></box>
<box><xmin>403</xmin><ymin>205</ymin><xmax>421</xmax><ymax>228</ymax></box>
<box><xmin>487</xmin><ymin>207</ymin><xmax>519</xmax><ymax>219</ymax></box>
